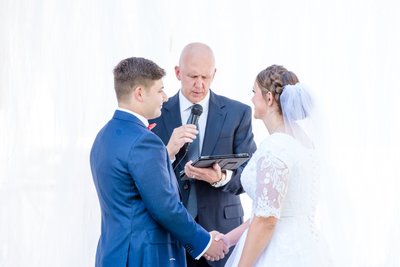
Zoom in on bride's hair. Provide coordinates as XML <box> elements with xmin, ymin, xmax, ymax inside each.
<box><xmin>256</xmin><ymin>65</ymin><xmax>314</xmax><ymax>147</ymax></box>
<box><xmin>255</xmin><ymin>65</ymin><xmax>299</xmax><ymax>115</ymax></box>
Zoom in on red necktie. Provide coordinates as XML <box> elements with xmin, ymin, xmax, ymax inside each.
<box><xmin>147</xmin><ymin>123</ymin><xmax>157</xmax><ymax>130</ymax></box>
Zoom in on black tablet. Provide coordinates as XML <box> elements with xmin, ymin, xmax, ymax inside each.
<box><xmin>192</xmin><ymin>153</ymin><xmax>250</xmax><ymax>169</ymax></box>
<box><xmin>180</xmin><ymin>153</ymin><xmax>250</xmax><ymax>179</ymax></box>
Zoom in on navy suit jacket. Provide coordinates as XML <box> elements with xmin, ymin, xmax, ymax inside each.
<box><xmin>90</xmin><ymin>110</ymin><xmax>210</xmax><ymax>267</ymax></box>
<box><xmin>150</xmin><ymin>91</ymin><xmax>256</xmax><ymax>267</ymax></box>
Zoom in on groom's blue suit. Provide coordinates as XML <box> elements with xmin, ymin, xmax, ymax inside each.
<box><xmin>90</xmin><ymin>110</ymin><xmax>210</xmax><ymax>267</ymax></box>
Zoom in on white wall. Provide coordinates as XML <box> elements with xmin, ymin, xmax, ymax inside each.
<box><xmin>1</xmin><ymin>0</ymin><xmax>399</xmax><ymax>266</ymax></box>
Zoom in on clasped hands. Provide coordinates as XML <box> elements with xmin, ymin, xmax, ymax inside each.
<box><xmin>204</xmin><ymin>231</ymin><xmax>231</xmax><ymax>261</ymax></box>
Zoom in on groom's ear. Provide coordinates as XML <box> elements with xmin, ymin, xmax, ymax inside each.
<box><xmin>133</xmin><ymin>86</ymin><xmax>145</xmax><ymax>102</ymax></box>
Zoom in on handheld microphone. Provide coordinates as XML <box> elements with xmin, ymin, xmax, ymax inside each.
<box><xmin>174</xmin><ymin>104</ymin><xmax>203</xmax><ymax>172</ymax></box>
<box><xmin>184</xmin><ymin>104</ymin><xmax>203</xmax><ymax>152</ymax></box>
<box><xmin>187</xmin><ymin>104</ymin><xmax>203</xmax><ymax>125</ymax></box>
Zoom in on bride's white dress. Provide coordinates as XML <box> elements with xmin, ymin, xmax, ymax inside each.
<box><xmin>225</xmin><ymin>133</ymin><xmax>331</xmax><ymax>267</ymax></box>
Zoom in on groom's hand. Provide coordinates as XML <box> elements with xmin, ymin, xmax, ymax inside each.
<box><xmin>204</xmin><ymin>231</ymin><xmax>229</xmax><ymax>261</ymax></box>
<box><xmin>214</xmin><ymin>232</ymin><xmax>231</xmax><ymax>248</ymax></box>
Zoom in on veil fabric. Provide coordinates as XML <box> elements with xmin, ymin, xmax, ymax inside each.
<box><xmin>279</xmin><ymin>83</ymin><xmax>345</xmax><ymax>265</ymax></box>
<box><xmin>280</xmin><ymin>83</ymin><xmax>315</xmax><ymax>149</ymax></box>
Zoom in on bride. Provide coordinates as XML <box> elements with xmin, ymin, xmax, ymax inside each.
<box><xmin>210</xmin><ymin>65</ymin><xmax>332</xmax><ymax>266</ymax></box>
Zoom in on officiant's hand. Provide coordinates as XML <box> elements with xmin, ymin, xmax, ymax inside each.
<box><xmin>203</xmin><ymin>231</ymin><xmax>229</xmax><ymax>261</ymax></box>
<box><xmin>185</xmin><ymin>161</ymin><xmax>224</xmax><ymax>185</ymax></box>
<box><xmin>166</xmin><ymin>124</ymin><xmax>198</xmax><ymax>159</ymax></box>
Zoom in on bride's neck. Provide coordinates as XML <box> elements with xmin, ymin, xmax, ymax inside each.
<box><xmin>264</xmin><ymin>113</ymin><xmax>285</xmax><ymax>134</ymax></box>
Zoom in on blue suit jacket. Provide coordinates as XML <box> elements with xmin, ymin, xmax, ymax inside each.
<box><xmin>90</xmin><ymin>110</ymin><xmax>210</xmax><ymax>267</ymax></box>
<box><xmin>150</xmin><ymin>91</ymin><xmax>256</xmax><ymax>267</ymax></box>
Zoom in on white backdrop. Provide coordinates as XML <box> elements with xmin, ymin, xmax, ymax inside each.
<box><xmin>1</xmin><ymin>1</ymin><xmax>399</xmax><ymax>266</ymax></box>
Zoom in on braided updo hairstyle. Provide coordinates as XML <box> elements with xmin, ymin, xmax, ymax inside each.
<box><xmin>256</xmin><ymin>65</ymin><xmax>299</xmax><ymax>114</ymax></box>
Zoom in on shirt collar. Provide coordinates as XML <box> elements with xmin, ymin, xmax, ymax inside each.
<box><xmin>117</xmin><ymin>107</ymin><xmax>149</xmax><ymax>127</ymax></box>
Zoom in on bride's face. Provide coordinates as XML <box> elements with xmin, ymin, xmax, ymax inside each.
<box><xmin>251</xmin><ymin>81</ymin><xmax>268</xmax><ymax>119</ymax></box>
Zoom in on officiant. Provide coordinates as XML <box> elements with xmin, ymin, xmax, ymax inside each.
<box><xmin>149</xmin><ymin>42</ymin><xmax>257</xmax><ymax>267</ymax></box>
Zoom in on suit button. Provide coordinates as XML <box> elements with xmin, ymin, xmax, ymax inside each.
<box><xmin>183</xmin><ymin>183</ymin><xmax>189</xmax><ymax>190</ymax></box>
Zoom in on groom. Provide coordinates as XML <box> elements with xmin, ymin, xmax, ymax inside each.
<box><xmin>90</xmin><ymin>57</ymin><xmax>228</xmax><ymax>267</ymax></box>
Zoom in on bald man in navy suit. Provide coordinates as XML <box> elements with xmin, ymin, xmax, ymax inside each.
<box><xmin>150</xmin><ymin>43</ymin><xmax>257</xmax><ymax>267</ymax></box>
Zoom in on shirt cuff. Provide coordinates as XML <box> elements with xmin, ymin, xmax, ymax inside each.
<box><xmin>212</xmin><ymin>170</ymin><xmax>232</xmax><ymax>187</ymax></box>
<box><xmin>195</xmin><ymin>232</ymin><xmax>213</xmax><ymax>260</ymax></box>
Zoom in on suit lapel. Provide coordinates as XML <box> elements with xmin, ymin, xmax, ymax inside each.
<box><xmin>202</xmin><ymin>91</ymin><xmax>226</xmax><ymax>156</ymax></box>
<box><xmin>162</xmin><ymin>94</ymin><xmax>188</xmax><ymax>171</ymax></box>
<box><xmin>162</xmin><ymin>93</ymin><xmax>182</xmax><ymax>139</ymax></box>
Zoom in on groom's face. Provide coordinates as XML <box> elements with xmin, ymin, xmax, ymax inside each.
<box><xmin>142</xmin><ymin>79</ymin><xmax>168</xmax><ymax>119</ymax></box>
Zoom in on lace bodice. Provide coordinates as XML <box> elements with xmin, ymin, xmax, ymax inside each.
<box><xmin>242</xmin><ymin>133</ymin><xmax>319</xmax><ymax>219</ymax></box>
<box><xmin>226</xmin><ymin>133</ymin><xmax>332</xmax><ymax>267</ymax></box>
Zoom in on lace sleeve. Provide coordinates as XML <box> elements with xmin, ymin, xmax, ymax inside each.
<box><xmin>254</xmin><ymin>152</ymin><xmax>289</xmax><ymax>218</ymax></box>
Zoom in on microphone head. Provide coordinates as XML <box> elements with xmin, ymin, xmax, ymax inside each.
<box><xmin>191</xmin><ymin>104</ymin><xmax>203</xmax><ymax>116</ymax></box>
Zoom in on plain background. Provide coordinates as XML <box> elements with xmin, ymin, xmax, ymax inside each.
<box><xmin>1</xmin><ymin>0</ymin><xmax>399</xmax><ymax>266</ymax></box>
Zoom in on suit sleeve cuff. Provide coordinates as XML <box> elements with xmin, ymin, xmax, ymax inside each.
<box><xmin>195</xmin><ymin>232</ymin><xmax>212</xmax><ymax>260</ymax></box>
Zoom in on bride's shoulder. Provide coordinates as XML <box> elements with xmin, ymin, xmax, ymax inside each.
<box><xmin>258</xmin><ymin>133</ymin><xmax>306</xmax><ymax>167</ymax></box>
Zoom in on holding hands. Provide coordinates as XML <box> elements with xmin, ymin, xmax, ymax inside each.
<box><xmin>204</xmin><ymin>231</ymin><xmax>230</xmax><ymax>261</ymax></box>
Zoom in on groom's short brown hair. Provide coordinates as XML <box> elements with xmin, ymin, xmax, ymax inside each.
<box><xmin>113</xmin><ymin>57</ymin><xmax>165</xmax><ymax>102</ymax></box>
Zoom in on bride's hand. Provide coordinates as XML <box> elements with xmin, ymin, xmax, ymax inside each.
<box><xmin>204</xmin><ymin>231</ymin><xmax>230</xmax><ymax>261</ymax></box>
<box><xmin>214</xmin><ymin>232</ymin><xmax>231</xmax><ymax>249</ymax></box>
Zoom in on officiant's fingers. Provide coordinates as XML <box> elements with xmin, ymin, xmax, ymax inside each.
<box><xmin>185</xmin><ymin>165</ymin><xmax>215</xmax><ymax>183</ymax></box>
<box><xmin>212</xmin><ymin>162</ymin><xmax>221</xmax><ymax>172</ymax></box>
<box><xmin>185</xmin><ymin>163</ymin><xmax>202</xmax><ymax>180</ymax></box>
<box><xmin>184</xmin><ymin>161</ymin><xmax>195</xmax><ymax>178</ymax></box>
